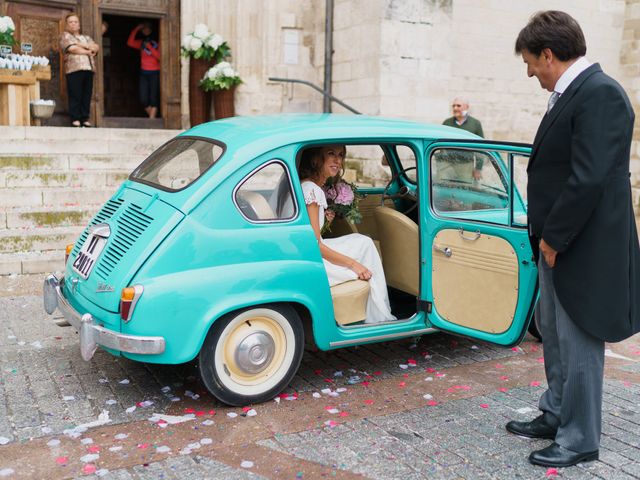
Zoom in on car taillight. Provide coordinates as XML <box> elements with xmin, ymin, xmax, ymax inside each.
<box><xmin>120</xmin><ymin>285</ymin><xmax>144</xmax><ymax>322</ymax></box>
<box><xmin>65</xmin><ymin>244</ymin><xmax>74</xmax><ymax>264</ymax></box>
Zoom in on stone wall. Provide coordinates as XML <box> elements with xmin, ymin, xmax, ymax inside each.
<box><xmin>622</xmin><ymin>0</ymin><xmax>640</xmax><ymax>217</ymax></box>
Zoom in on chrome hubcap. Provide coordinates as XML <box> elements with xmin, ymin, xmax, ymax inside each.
<box><xmin>234</xmin><ymin>330</ymin><xmax>275</xmax><ymax>374</ymax></box>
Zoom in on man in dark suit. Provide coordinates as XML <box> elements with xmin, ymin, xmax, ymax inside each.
<box><xmin>508</xmin><ymin>10</ymin><xmax>640</xmax><ymax>468</ymax></box>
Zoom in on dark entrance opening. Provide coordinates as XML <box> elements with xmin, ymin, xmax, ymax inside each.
<box><xmin>102</xmin><ymin>14</ymin><xmax>161</xmax><ymax>127</ymax></box>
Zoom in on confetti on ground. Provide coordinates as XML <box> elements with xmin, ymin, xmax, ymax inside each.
<box><xmin>125</xmin><ymin>406</ymin><xmax>136</xmax><ymax>413</ymax></box>
<box><xmin>516</xmin><ymin>407</ymin><xmax>535</xmax><ymax>414</ymax></box>
<box><xmin>63</xmin><ymin>395</ymin><xmax>75</xmax><ymax>401</ymax></box>
<box><xmin>30</xmin><ymin>340</ymin><xmax>43</xmax><ymax>349</ymax></box>
<box><xmin>399</xmin><ymin>381</ymin><xmax>406</xmax><ymax>387</ymax></box>
<box><xmin>180</xmin><ymin>448</ymin><xmax>192</xmax><ymax>455</ymax></box>
<box><xmin>200</xmin><ymin>438</ymin><xmax>213</xmax><ymax>445</ymax></box>
<box><xmin>423</xmin><ymin>394</ymin><xmax>433</xmax><ymax>400</ymax></box>
<box><xmin>323</xmin><ymin>420</ymin><xmax>338</xmax><ymax>427</ymax></box>
<box><xmin>399</xmin><ymin>364</ymin><xmax>408</xmax><ymax>369</ymax></box>
<box><xmin>244</xmin><ymin>409</ymin><xmax>257</xmax><ymax>417</ymax></box>
<box><xmin>364</xmin><ymin>399</ymin><xmax>375</xmax><ymax>405</ymax></box>
<box><xmin>0</xmin><ymin>437</ymin><xmax>9</xmax><ymax>445</ymax></box>
<box><xmin>312</xmin><ymin>392</ymin><xmax>321</xmax><ymax>398</ymax></box>
<box><xmin>425</xmin><ymin>377</ymin><xmax>433</xmax><ymax>382</ymax></box>
<box><xmin>227</xmin><ymin>412</ymin><xmax>238</xmax><ymax>418</ymax></box>
<box><xmin>55</xmin><ymin>457</ymin><xmax>68</xmax><ymax>465</ymax></box>
<box><xmin>0</xmin><ymin>469</ymin><xmax>14</xmax><ymax>477</ymax></box>
<box><xmin>202</xmin><ymin>419</ymin><xmax>215</xmax><ymax>426</ymax></box>
<box><xmin>479</xmin><ymin>403</ymin><xmax>489</xmax><ymax>409</ymax></box>
<box><xmin>325</xmin><ymin>406</ymin><xmax>340</xmax><ymax>414</ymax></box>
<box><xmin>546</xmin><ymin>467</ymin><xmax>559</xmax><ymax>477</ymax></box>
<box><xmin>241</xmin><ymin>460</ymin><xmax>254</xmax><ymax>468</ymax></box>
<box><xmin>108</xmin><ymin>446</ymin><xmax>123</xmax><ymax>452</ymax></box>
<box><xmin>47</xmin><ymin>439</ymin><xmax>61</xmax><ymax>447</ymax></box>
<box><xmin>82</xmin><ymin>464</ymin><xmax>97</xmax><ymax>474</ymax></box>
<box><xmin>530</xmin><ymin>381</ymin><xmax>541</xmax><ymax>387</ymax></box>
<box><xmin>98</xmin><ymin>378</ymin><xmax>109</xmax><ymax>384</ymax></box>
<box><xmin>426</xmin><ymin>400</ymin><xmax>438</xmax><ymax>406</ymax></box>
<box><xmin>148</xmin><ymin>413</ymin><xmax>195</xmax><ymax>425</ymax></box>
<box><xmin>137</xmin><ymin>443</ymin><xmax>150</xmax><ymax>449</ymax></box>
<box><xmin>41</xmin><ymin>427</ymin><xmax>52</xmax><ymax>434</ymax></box>
<box><xmin>499</xmin><ymin>376</ymin><xmax>509</xmax><ymax>381</ymax></box>
<box><xmin>161</xmin><ymin>386</ymin><xmax>171</xmax><ymax>393</ymax></box>
<box><xmin>499</xmin><ymin>388</ymin><xmax>509</xmax><ymax>393</ymax></box>
<box><xmin>156</xmin><ymin>445</ymin><xmax>171</xmax><ymax>453</ymax></box>
<box><xmin>105</xmin><ymin>399</ymin><xmax>117</xmax><ymax>405</ymax></box>
<box><xmin>537</xmin><ymin>357</ymin><xmax>545</xmax><ymax>363</ymax></box>
<box><xmin>118</xmin><ymin>379</ymin><xmax>130</xmax><ymax>385</ymax></box>
<box><xmin>114</xmin><ymin>433</ymin><xmax>128</xmax><ymax>440</ymax></box>
<box><xmin>336</xmin><ymin>387</ymin><xmax>347</xmax><ymax>393</ymax></box>
<box><xmin>80</xmin><ymin>453</ymin><xmax>99</xmax><ymax>463</ymax></box>
<box><xmin>95</xmin><ymin>469</ymin><xmax>109</xmax><ymax>477</ymax></box>
<box><xmin>80</xmin><ymin>438</ymin><xmax>93</xmax><ymax>445</ymax></box>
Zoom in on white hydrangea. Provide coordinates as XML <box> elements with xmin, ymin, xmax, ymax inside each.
<box><xmin>205</xmin><ymin>66</ymin><xmax>218</xmax><ymax>79</ymax></box>
<box><xmin>181</xmin><ymin>33</ymin><xmax>193</xmax><ymax>50</ymax></box>
<box><xmin>0</xmin><ymin>16</ymin><xmax>16</xmax><ymax>34</ymax></box>
<box><xmin>206</xmin><ymin>33</ymin><xmax>223</xmax><ymax>50</ymax></box>
<box><xmin>189</xmin><ymin>37</ymin><xmax>203</xmax><ymax>51</ymax></box>
<box><xmin>193</xmin><ymin>23</ymin><xmax>210</xmax><ymax>40</ymax></box>
<box><xmin>223</xmin><ymin>67</ymin><xmax>235</xmax><ymax>77</ymax></box>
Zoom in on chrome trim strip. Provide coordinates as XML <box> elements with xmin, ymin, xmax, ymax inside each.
<box><xmin>329</xmin><ymin>327</ymin><xmax>438</xmax><ymax>347</ymax></box>
<box><xmin>43</xmin><ymin>274</ymin><xmax>165</xmax><ymax>360</ymax></box>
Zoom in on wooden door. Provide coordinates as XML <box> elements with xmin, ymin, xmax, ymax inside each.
<box><xmin>6</xmin><ymin>2</ymin><xmax>73</xmax><ymax>119</ymax></box>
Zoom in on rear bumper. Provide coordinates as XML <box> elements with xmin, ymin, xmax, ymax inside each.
<box><xmin>43</xmin><ymin>274</ymin><xmax>165</xmax><ymax>361</ymax></box>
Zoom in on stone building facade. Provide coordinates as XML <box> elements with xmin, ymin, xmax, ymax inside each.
<box><xmin>182</xmin><ymin>0</ymin><xmax>640</xmax><ymax>217</ymax></box>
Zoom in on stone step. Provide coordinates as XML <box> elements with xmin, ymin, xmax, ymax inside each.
<box><xmin>0</xmin><ymin>187</ymin><xmax>117</xmax><ymax>208</ymax></box>
<box><xmin>0</xmin><ymin>126</ymin><xmax>180</xmax><ymax>155</ymax></box>
<box><xmin>0</xmin><ymin>169</ymin><xmax>130</xmax><ymax>189</ymax></box>
<box><xmin>0</xmin><ymin>154</ymin><xmax>147</xmax><ymax>171</ymax></box>
<box><xmin>0</xmin><ymin>250</ymin><xmax>65</xmax><ymax>276</ymax></box>
<box><xmin>0</xmin><ymin>226</ymin><xmax>84</xmax><ymax>254</ymax></box>
<box><xmin>1</xmin><ymin>205</ymin><xmax>101</xmax><ymax>229</ymax></box>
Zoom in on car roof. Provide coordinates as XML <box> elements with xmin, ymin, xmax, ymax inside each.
<box><xmin>181</xmin><ymin>114</ymin><xmax>479</xmax><ymax>154</ymax></box>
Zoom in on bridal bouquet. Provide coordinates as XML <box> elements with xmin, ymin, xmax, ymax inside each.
<box><xmin>181</xmin><ymin>23</ymin><xmax>230</xmax><ymax>62</ymax></box>
<box><xmin>322</xmin><ymin>179</ymin><xmax>363</xmax><ymax>233</ymax></box>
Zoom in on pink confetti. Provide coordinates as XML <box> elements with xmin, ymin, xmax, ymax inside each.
<box><xmin>402</xmin><ymin>373</ymin><xmax>409</xmax><ymax>378</ymax></box>
<box><xmin>242</xmin><ymin>407</ymin><xmax>252</xmax><ymax>413</ymax></box>
<box><xmin>398</xmin><ymin>381</ymin><xmax>406</xmax><ymax>387</ymax></box>
<box><xmin>314</xmin><ymin>369</ymin><xmax>323</xmax><ymax>375</ymax></box>
<box><xmin>546</xmin><ymin>467</ymin><xmax>559</xmax><ymax>477</ymax></box>
<box><xmin>208</xmin><ymin>409</ymin><xmax>217</xmax><ymax>415</ymax></box>
<box><xmin>55</xmin><ymin>457</ymin><xmax>68</xmax><ymax>465</ymax></box>
<box><xmin>530</xmin><ymin>345</ymin><xmax>539</xmax><ymax>352</ymax></box>
<box><xmin>436</xmin><ymin>373</ymin><xmax>446</xmax><ymax>378</ymax></box>
<box><xmin>407</xmin><ymin>359</ymin><xmax>417</xmax><ymax>365</ymax></box>
<box><xmin>495</xmin><ymin>363</ymin><xmax>504</xmax><ymax>369</ymax></box>
<box><xmin>426</xmin><ymin>400</ymin><xmax>438</xmax><ymax>406</ymax></box>
<box><xmin>373</xmin><ymin>371</ymin><xmax>382</xmax><ymax>376</ymax></box>
<box><xmin>324</xmin><ymin>378</ymin><xmax>334</xmax><ymax>383</ymax></box>
<box><xmin>499</xmin><ymin>387</ymin><xmax>509</xmax><ymax>393</ymax></box>
<box><xmin>137</xmin><ymin>443</ymin><xmax>150</xmax><ymax>449</ymax></box>
<box><xmin>324</xmin><ymin>420</ymin><xmax>338</xmax><ymax>427</ymax></box>
<box><xmin>623</xmin><ymin>381</ymin><xmax>632</xmax><ymax>387</ymax></box>
<box><xmin>87</xmin><ymin>445</ymin><xmax>100</xmax><ymax>453</ymax></box>
<box><xmin>339</xmin><ymin>412</ymin><xmax>349</xmax><ymax>417</ymax></box>
<box><xmin>479</xmin><ymin>403</ymin><xmax>489</xmax><ymax>409</ymax></box>
<box><xmin>426</xmin><ymin>367</ymin><xmax>436</xmax><ymax>373</ymax></box>
<box><xmin>537</xmin><ymin>357</ymin><xmax>545</xmax><ymax>363</ymax></box>
<box><xmin>500</xmin><ymin>376</ymin><xmax>509</xmax><ymax>381</ymax></box>
<box><xmin>632</xmin><ymin>350</ymin><xmax>640</xmax><ymax>355</ymax></box>
<box><xmin>364</xmin><ymin>399</ymin><xmax>374</xmax><ymax>405</ymax></box>
<box><xmin>511</xmin><ymin>347</ymin><xmax>520</xmax><ymax>352</ymax></box>
<box><xmin>184</xmin><ymin>408</ymin><xmax>195</xmax><ymax>413</ymax></box>
<box><xmin>361</xmin><ymin>381</ymin><xmax>370</xmax><ymax>387</ymax></box>
<box><xmin>530</xmin><ymin>381</ymin><xmax>541</xmax><ymax>387</ymax></box>
<box><xmin>83</xmin><ymin>464</ymin><xmax>97</xmax><ymax>475</ymax></box>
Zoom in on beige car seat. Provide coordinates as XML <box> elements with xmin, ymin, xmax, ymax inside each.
<box><xmin>374</xmin><ymin>206</ymin><xmax>419</xmax><ymax>296</ymax></box>
<box><xmin>237</xmin><ymin>191</ymin><xmax>275</xmax><ymax>220</ymax></box>
<box><xmin>330</xmin><ymin>279</ymin><xmax>370</xmax><ymax>325</ymax></box>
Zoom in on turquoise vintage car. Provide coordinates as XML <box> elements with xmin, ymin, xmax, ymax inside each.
<box><xmin>44</xmin><ymin>114</ymin><xmax>537</xmax><ymax>406</ymax></box>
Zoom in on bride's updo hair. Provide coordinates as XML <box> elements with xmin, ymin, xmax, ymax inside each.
<box><xmin>298</xmin><ymin>145</ymin><xmax>347</xmax><ymax>183</ymax></box>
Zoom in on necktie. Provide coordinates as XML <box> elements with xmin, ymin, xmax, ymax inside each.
<box><xmin>547</xmin><ymin>91</ymin><xmax>560</xmax><ymax>113</ymax></box>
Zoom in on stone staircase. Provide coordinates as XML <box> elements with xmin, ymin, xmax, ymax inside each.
<box><xmin>0</xmin><ymin>126</ymin><xmax>181</xmax><ymax>275</ymax></box>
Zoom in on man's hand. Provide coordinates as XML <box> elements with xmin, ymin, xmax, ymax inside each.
<box><xmin>539</xmin><ymin>238</ymin><xmax>558</xmax><ymax>267</ymax></box>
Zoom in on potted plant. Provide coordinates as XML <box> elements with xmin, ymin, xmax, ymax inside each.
<box><xmin>200</xmin><ymin>62</ymin><xmax>242</xmax><ymax>119</ymax></box>
<box><xmin>181</xmin><ymin>24</ymin><xmax>230</xmax><ymax>126</ymax></box>
<box><xmin>0</xmin><ymin>16</ymin><xmax>16</xmax><ymax>50</ymax></box>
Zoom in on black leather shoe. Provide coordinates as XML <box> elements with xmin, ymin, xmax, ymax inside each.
<box><xmin>505</xmin><ymin>414</ymin><xmax>557</xmax><ymax>439</ymax></box>
<box><xmin>529</xmin><ymin>442</ymin><xmax>599</xmax><ymax>467</ymax></box>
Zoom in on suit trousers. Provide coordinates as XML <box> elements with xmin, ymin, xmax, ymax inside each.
<box><xmin>537</xmin><ymin>257</ymin><xmax>604</xmax><ymax>453</ymax></box>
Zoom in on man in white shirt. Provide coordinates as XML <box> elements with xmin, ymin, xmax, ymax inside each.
<box><xmin>507</xmin><ymin>10</ymin><xmax>640</xmax><ymax>468</ymax></box>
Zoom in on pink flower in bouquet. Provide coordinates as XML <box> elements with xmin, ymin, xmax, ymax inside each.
<box><xmin>324</xmin><ymin>185</ymin><xmax>338</xmax><ymax>202</ymax></box>
<box><xmin>333</xmin><ymin>182</ymin><xmax>354</xmax><ymax>205</ymax></box>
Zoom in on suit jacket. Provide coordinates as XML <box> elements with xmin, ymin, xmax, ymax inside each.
<box><xmin>528</xmin><ymin>63</ymin><xmax>640</xmax><ymax>342</ymax></box>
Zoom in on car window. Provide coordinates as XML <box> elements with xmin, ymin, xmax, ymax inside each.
<box><xmin>431</xmin><ymin>148</ymin><xmax>509</xmax><ymax>225</ymax></box>
<box><xmin>395</xmin><ymin>144</ymin><xmax>417</xmax><ymax>182</ymax></box>
<box><xmin>235</xmin><ymin>161</ymin><xmax>296</xmax><ymax>222</ymax></box>
<box><xmin>342</xmin><ymin>144</ymin><xmax>392</xmax><ymax>188</ymax></box>
<box><xmin>131</xmin><ymin>137</ymin><xmax>224</xmax><ymax>191</ymax></box>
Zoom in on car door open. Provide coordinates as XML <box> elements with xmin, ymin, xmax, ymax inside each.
<box><xmin>423</xmin><ymin>140</ymin><xmax>537</xmax><ymax>346</ymax></box>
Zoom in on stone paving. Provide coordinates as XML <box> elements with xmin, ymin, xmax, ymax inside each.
<box><xmin>0</xmin><ymin>276</ymin><xmax>639</xmax><ymax>479</ymax></box>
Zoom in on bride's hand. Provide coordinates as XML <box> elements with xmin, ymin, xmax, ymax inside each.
<box><xmin>325</xmin><ymin>209</ymin><xmax>335</xmax><ymax>224</ymax></box>
<box><xmin>349</xmin><ymin>261</ymin><xmax>372</xmax><ymax>281</ymax></box>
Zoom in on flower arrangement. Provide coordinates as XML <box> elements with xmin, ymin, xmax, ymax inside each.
<box><xmin>200</xmin><ymin>61</ymin><xmax>242</xmax><ymax>91</ymax></box>
<box><xmin>0</xmin><ymin>16</ymin><xmax>16</xmax><ymax>47</ymax></box>
<box><xmin>181</xmin><ymin>23</ymin><xmax>230</xmax><ymax>62</ymax></box>
<box><xmin>322</xmin><ymin>179</ymin><xmax>363</xmax><ymax>233</ymax></box>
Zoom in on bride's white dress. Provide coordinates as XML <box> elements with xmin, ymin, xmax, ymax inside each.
<box><xmin>302</xmin><ymin>181</ymin><xmax>396</xmax><ymax>324</ymax></box>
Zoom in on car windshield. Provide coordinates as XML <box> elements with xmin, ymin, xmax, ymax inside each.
<box><xmin>130</xmin><ymin>137</ymin><xmax>224</xmax><ymax>191</ymax></box>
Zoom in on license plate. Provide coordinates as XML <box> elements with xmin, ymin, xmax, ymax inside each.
<box><xmin>72</xmin><ymin>233</ymin><xmax>107</xmax><ymax>279</ymax></box>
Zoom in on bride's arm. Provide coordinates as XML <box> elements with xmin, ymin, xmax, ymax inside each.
<box><xmin>306</xmin><ymin>203</ymin><xmax>372</xmax><ymax>280</ymax></box>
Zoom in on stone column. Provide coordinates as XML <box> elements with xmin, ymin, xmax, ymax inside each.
<box><xmin>621</xmin><ymin>0</ymin><xmax>640</xmax><ymax>222</ymax></box>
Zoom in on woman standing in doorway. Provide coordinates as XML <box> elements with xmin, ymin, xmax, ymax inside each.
<box><xmin>59</xmin><ymin>13</ymin><xmax>99</xmax><ymax>127</ymax></box>
<box><xmin>127</xmin><ymin>22</ymin><xmax>160</xmax><ymax>118</ymax></box>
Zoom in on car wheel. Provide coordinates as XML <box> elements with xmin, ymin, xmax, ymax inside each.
<box><xmin>528</xmin><ymin>313</ymin><xmax>542</xmax><ymax>342</ymax></box>
<box><xmin>198</xmin><ymin>304</ymin><xmax>304</xmax><ymax>406</ymax></box>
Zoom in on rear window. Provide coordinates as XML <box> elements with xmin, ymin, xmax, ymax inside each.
<box><xmin>130</xmin><ymin>137</ymin><xmax>224</xmax><ymax>191</ymax></box>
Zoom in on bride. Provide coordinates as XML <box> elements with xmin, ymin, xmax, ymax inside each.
<box><xmin>299</xmin><ymin>145</ymin><xmax>396</xmax><ymax>324</ymax></box>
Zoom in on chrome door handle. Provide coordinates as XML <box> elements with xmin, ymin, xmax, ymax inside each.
<box><xmin>433</xmin><ymin>244</ymin><xmax>452</xmax><ymax>257</ymax></box>
<box><xmin>459</xmin><ymin>228</ymin><xmax>481</xmax><ymax>241</ymax></box>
